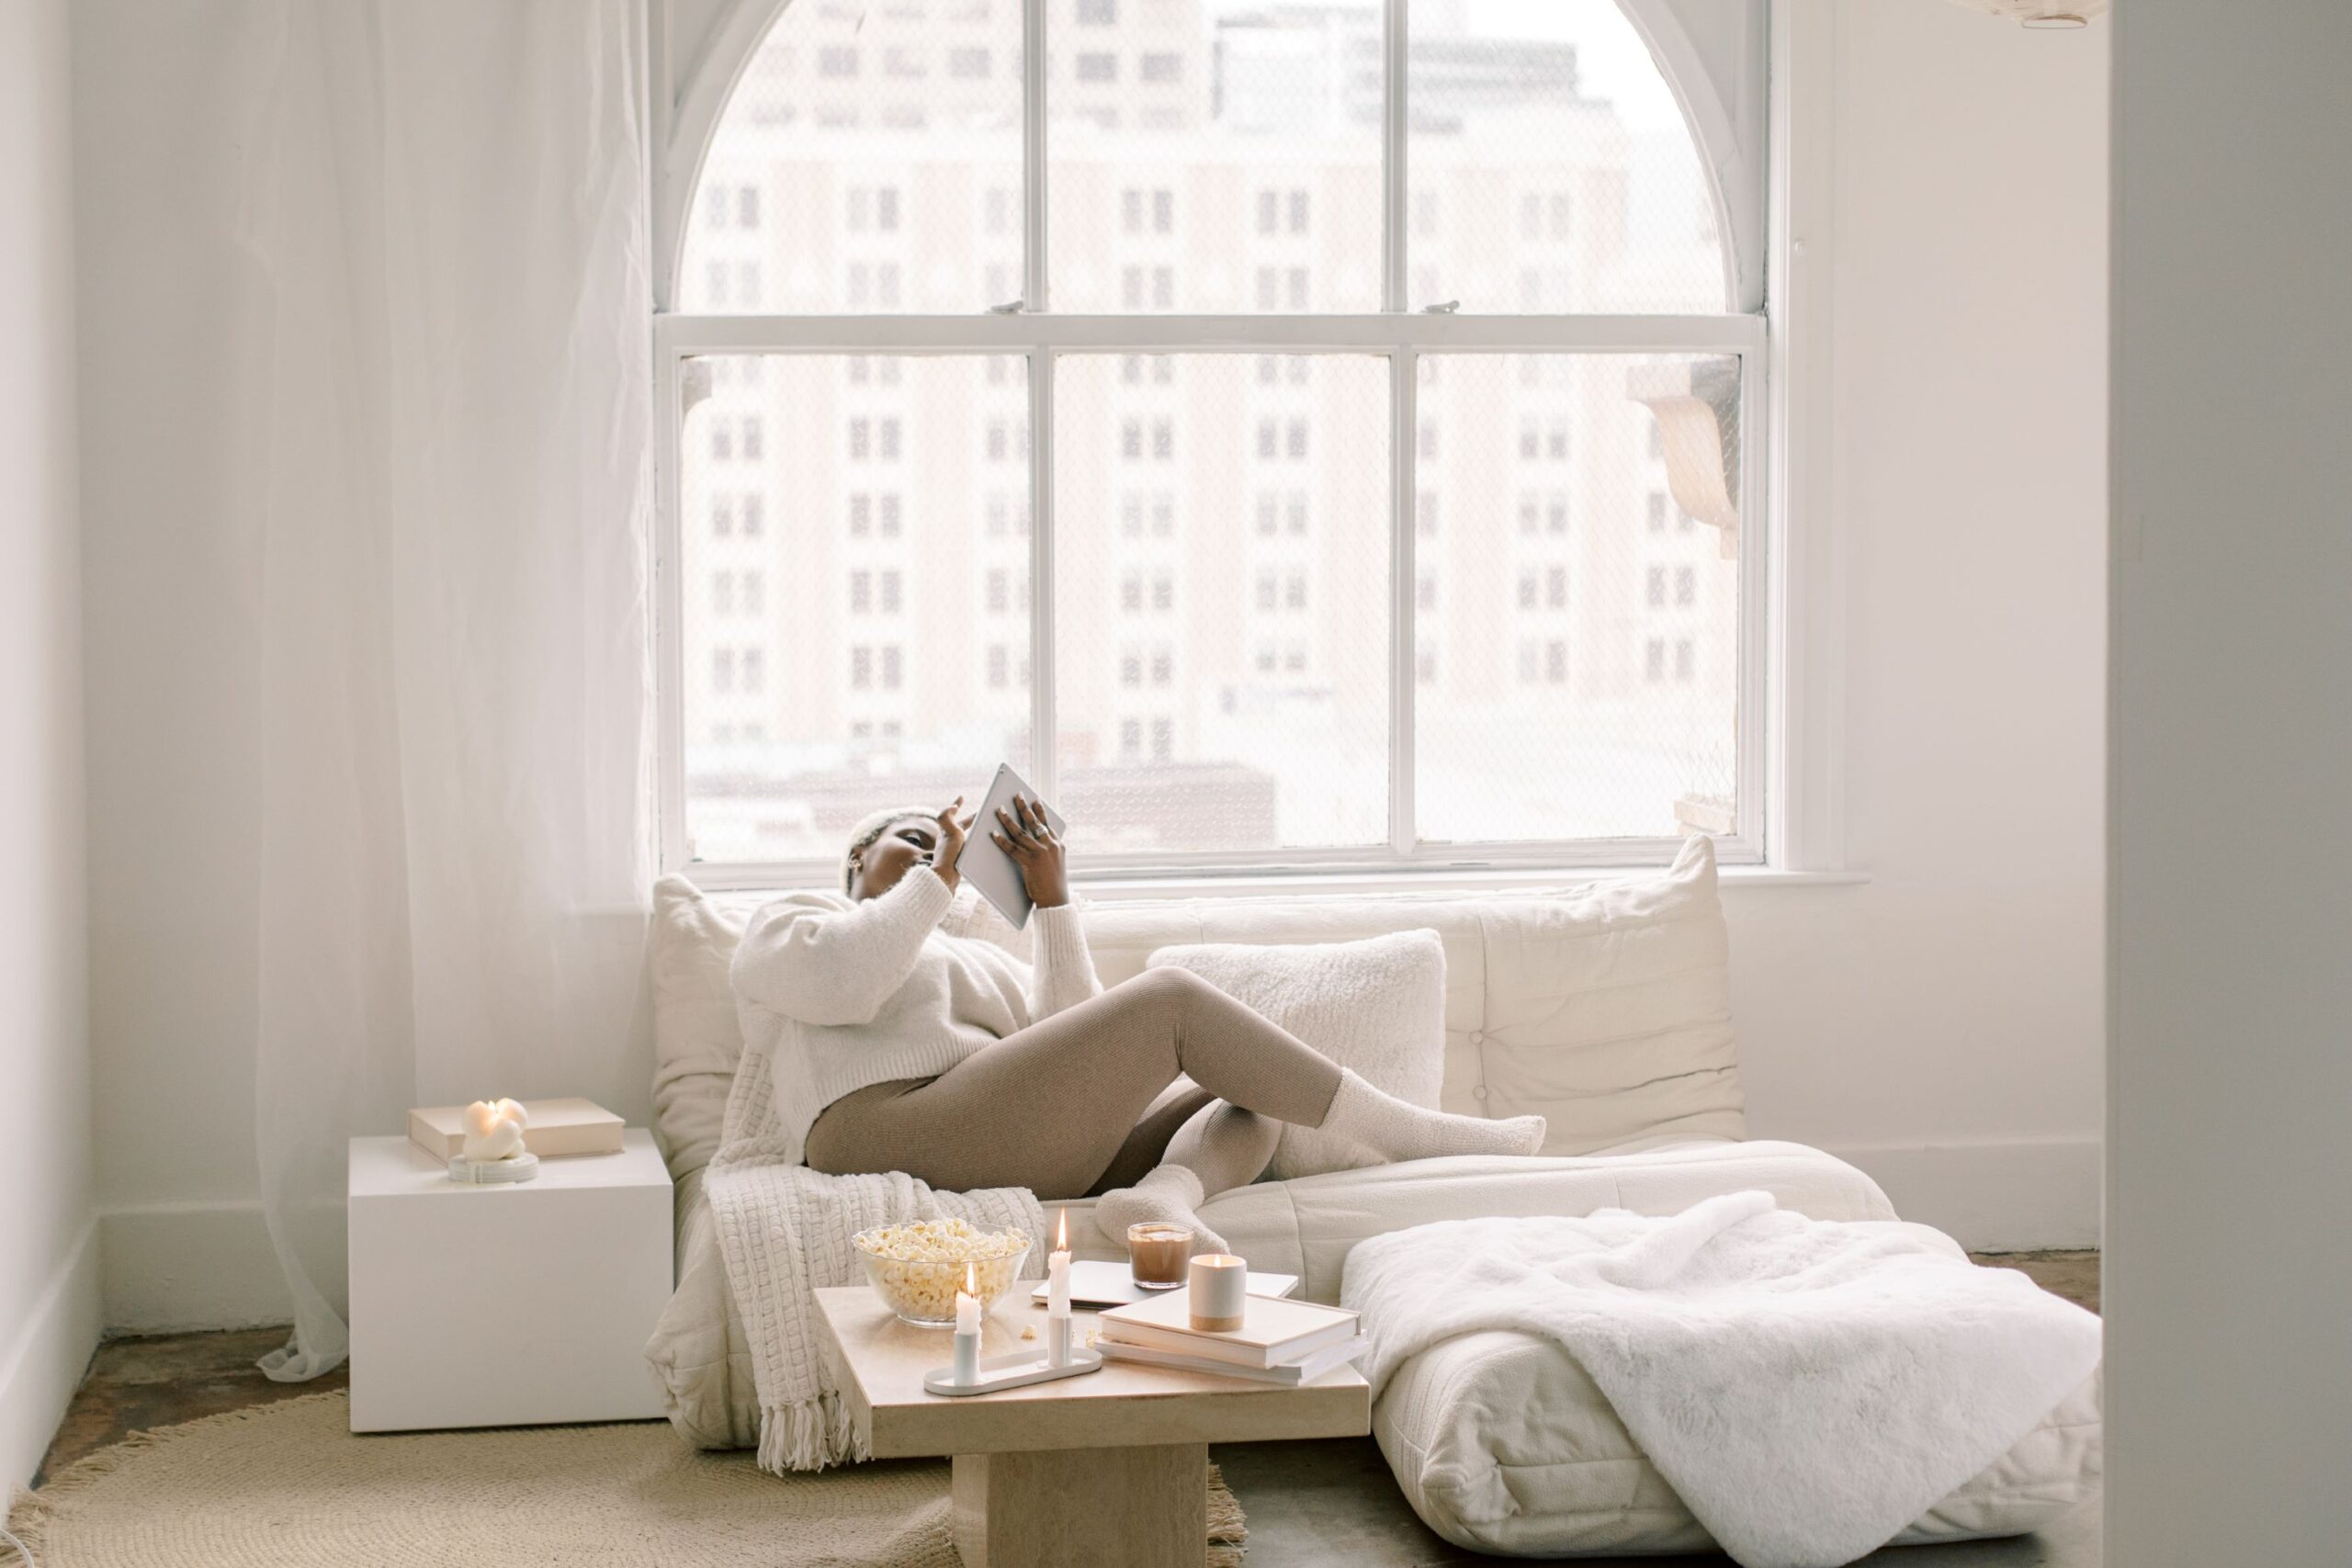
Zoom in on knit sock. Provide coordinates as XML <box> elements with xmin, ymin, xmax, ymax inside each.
<box><xmin>1094</xmin><ymin>1099</ymin><xmax>1281</xmax><ymax>1257</ymax></box>
<box><xmin>1315</xmin><ymin>1067</ymin><xmax>1547</xmax><ymax>1164</ymax></box>
<box><xmin>1162</xmin><ymin>1100</ymin><xmax>1281</xmax><ymax>1196</ymax></box>
<box><xmin>1092</xmin><ymin>1164</ymin><xmax>1229</xmax><ymax>1255</ymax></box>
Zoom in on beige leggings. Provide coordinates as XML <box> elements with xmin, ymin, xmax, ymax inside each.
<box><xmin>803</xmin><ymin>965</ymin><xmax>1343</xmax><ymax>1200</ymax></box>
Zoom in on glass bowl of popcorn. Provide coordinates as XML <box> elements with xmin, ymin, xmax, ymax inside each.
<box><xmin>852</xmin><ymin>1219</ymin><xmax>1033</xmax><ymax>1327</ymax></box>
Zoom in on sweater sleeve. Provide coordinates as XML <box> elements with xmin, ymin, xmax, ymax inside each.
<box><xmin>729</xmin><ymin>866</ymin><xmax>956</xmax><ymax>1027</ymax></box>
<box><xmin>1024</xmin><ymin>899</ymin><xmax>1102</xmax><ymax>1021</ymax></box>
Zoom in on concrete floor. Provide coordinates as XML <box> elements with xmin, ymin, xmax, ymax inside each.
<box><xmin>34</xmin><ymin>1251</ymin><xmax>2099</xmax><ymax>1565</ymax></box>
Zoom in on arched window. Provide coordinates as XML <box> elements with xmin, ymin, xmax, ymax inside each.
<box><xmin>661</xmin><ymin>0</ymin><xmax>1762</xmax><ymax>876</ymax></box>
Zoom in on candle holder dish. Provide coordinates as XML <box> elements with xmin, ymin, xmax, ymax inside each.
<box><xmin>853</xmin><ymin>1225</ymin><xmax>1031</xmax><ymax>1326</ymax></box>
<box><xmin>922</xmin><ymin>1345</ymin><xmax>1104</xmax><ymax>1397</ymax></box>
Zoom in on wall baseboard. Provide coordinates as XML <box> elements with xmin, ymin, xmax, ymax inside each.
<box><xmin>102</xmin><ymin>1201</ymin><xmax>295</xmax><ymax>1336</ymax></box>
<box><xmin>1</xmin><ymin>1216</ymin><xmax>103</xmax><ymax>1488</ymax></box>
<box><xmin>1826</xmin><ymin>1135</ymin><xmax>2102</xmax><ymax>1252</ymax></box>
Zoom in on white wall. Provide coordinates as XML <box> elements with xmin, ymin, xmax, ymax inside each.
<box><xmin>0</xmin><ymin>0</ymin><xmax>99</xmax><ymax>1486</ymax></box>
<box><xmin>71</xmin><ymin>0</ymin><xmax>2108</xmax><ymax>1336</ymax></box>
<box><xmin>2108</xmin><ymin>1</ymin><xmax>2352</xmax><ymax>1559</ymax></box>
<box><xmin>1723</xmin><ymin>0</ymin><xmax>2109</xmax><ymax>1251</ymax></box>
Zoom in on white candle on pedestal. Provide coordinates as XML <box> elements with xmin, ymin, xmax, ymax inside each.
<box><xmin>954</xmin><ymin>1262</ymin><xmax>981</xmax><ymax>1384</ymax></box>
<box><xmin>1046</xmin><ymin>1209</ymin><xmax>1073</xmax><ymax>1366</ymax></box>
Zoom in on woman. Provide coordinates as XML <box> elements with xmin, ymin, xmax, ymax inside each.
<box><xmin>731</xmin><ymin>794</ymin><xmax>1545</xmax><ymax>1248</ymax></box>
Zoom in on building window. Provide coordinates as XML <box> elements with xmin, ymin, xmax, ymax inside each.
<box><xmin>670</xmin><ymin>3</ymin><xmax>1758</xmax><ymax>870</ymax></box>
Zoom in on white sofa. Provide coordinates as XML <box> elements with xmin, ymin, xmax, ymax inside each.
<box><xmin>639</xmin><ymin>839</ymin><xmax>2098</xmax><ymax>1554</ymax></box>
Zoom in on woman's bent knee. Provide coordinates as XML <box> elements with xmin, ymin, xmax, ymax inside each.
<box><xmin>1129</xmin><ymin>964</ymin><xmax>1216</xmax><ymax>1003</ymax></box>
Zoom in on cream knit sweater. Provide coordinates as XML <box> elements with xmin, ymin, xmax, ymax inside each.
<box><xmin>730</xmin><ymin>864</ymin><xmax>1103</xmax><ymax>1163</ymax></box>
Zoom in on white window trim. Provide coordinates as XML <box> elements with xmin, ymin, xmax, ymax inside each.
<box><xmin>1764</xmin><ymin>0</ymin><xmax>1848</xmax><ymax>874</ymax></box>
<box><xmin>646</xmin><ymin>0</ymin><xmax>1838</xmax><ymax>891</ymax></box>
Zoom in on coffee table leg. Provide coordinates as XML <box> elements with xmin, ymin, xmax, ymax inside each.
<box><xmin>950</xmin><ymin>1441</ymin><xmax>1208</xmax><ymax>1568</ymax></box>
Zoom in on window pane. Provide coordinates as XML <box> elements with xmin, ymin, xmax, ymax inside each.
<box><xmin>1413</xmin><ymin>353</ymin><xmax>1740</xmax><ymax>842</ymax></box>
<box><xmin>1054</xmin><ymin>355</ymin><xmax>1390</xmax><ymax>852</ymax></box>
<box><xmin>678</xmin><ymin>355</ymin><xmax>1034</xmax><ymax>863</ymax></box>
<box><xmin>1048</xmin><ymin>0</ymin><xmax>1382</xmax><ymax>312</ymax></box>
<box><xmin>680</xmin><ymin>0</ymin><xmax>1022</xmax><ymax>313</ymax></box>
<box><xmin>1408</xmin><ymin>1</ymin><xmax>1727</xmax><ymax>313</ymax></box>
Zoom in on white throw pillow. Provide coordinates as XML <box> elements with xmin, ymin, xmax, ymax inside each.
<box><xmin>1145</xmin><ymin>929</ymin><xmax>1446</xmax><ymax>1180</ymax></box>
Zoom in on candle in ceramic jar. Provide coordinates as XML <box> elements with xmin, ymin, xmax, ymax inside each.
<box><xmin>1188</xmin><ymin>1253</ymin><xmax>1249</xmax><ymax>1333</ymax></box>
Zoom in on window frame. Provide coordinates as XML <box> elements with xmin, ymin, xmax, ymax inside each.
<box><xmin>651</xmin><ymin>0</ymin><xmax>1776</xmax><ymax>888</ymax></box>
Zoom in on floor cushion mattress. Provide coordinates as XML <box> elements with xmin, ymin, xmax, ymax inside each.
<box><xmin>1373</xmin><ymin>1270</ymin><xmax>2102</xmax><ymax>1557</ymax></box>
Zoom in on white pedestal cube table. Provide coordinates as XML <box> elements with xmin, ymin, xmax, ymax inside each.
<box><xmin>346</xmin><ymin>1129</ymin><xmax>673</xmax><ymax>1432</ymax></box>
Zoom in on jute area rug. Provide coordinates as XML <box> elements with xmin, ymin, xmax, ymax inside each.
<box><xmin>8</xmin><ymin>1391</ymin><xmax>1248</xmax><ymax>1567</ymax></box>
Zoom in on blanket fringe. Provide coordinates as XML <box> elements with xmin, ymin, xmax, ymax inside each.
<box><xmin>756</xmin><ymin>1389</ymin><xmax>871</xmax><ymax>1474</ymax></box>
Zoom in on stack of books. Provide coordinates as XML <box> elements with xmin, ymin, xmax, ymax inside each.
<box><xmin>1095</xmin><ymin>1289</ymin><xmax>1366</xmax><ymax>1386</ymax></box>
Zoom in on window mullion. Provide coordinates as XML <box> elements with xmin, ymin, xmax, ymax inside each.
<box><xmin>1023</xmin><ymin>0</ymin><xmax>1047</xmax><ymax>311</ymax></box>
<box><xmin>1028</xmin><ymin>349</ymin><xmax>1057</xmax><ymax>804</ymax></box>
<box><xmin>1382</xmin><ymin>0</ymin><xmax>1408</xmax><ymax>312</ymax></box>
<box><xmin>1390</xmin><ymin>351</ymin><xmax>1417</xmax><ymax>857</ymax></box>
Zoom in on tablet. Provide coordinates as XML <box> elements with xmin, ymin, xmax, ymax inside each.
<box><xmin>958</xmin><ymin>761</ymin><xmax>1069</xmax><ymax>930</ymax></box>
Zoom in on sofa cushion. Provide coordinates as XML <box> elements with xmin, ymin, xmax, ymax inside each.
<box><xmin>1147</xmin><ymin>930</ymin><xmax>1446</xmax><ymax>1179</ymax></box>
<box><xmin>648</xmin><ymin>875</ymin><xmax>744</xmax><ymax>1182</ymax></box>
<box><xmin>1080</xmin><ymin>834</ymin><xmax>1741</xmax><ymax>1155</ymax></box>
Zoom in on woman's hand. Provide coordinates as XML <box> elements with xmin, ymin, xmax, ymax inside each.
<box><xmin>990</xmin><ymin>794</ymin><xmax>1070</xmax><ymax>908</ymax></box>
<box><xmin>929</xmin><ymin>796</ymin><xmax>975</xmax><ymax>892</ymax></box>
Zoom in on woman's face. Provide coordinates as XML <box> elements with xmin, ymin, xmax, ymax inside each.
<box><xmin>850</xmin><ymin>817</ymin><xmax>940</xmax><ymax>901</ymax></box>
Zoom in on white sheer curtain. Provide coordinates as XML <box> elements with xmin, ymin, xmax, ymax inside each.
<box><xmin>164</xmin><ymin>2</ymin><xmax>654</xmax><ymax>1379</ymax></box>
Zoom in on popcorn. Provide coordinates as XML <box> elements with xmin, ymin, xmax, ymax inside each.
<box><xmin>853</xmin><ymin>1220</ymin><xmax>1031</xmax><ymax>1325</ymax></box>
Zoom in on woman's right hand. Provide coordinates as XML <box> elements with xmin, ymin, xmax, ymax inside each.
<box><xmin>928</xmin><ymin>795</ymin><xmax>975</xmax><ymax>891</ymax></box>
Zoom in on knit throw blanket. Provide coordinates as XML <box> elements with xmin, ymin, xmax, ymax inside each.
<box><xmin>704</xmin><ymin>1044</ymin><xmax>1045</xmax><ymax>1473</ymax></box>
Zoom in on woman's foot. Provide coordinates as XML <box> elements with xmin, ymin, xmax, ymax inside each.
<box><xmin>1092</xmin><ymin>1163</ymin><xmax>1231</xmax><ymax>1255</ymax></box>
<box><xmin>1317</xmin><ymin>1068</ymin><xmax>1546</xmax><ymax>1164</ymax></box>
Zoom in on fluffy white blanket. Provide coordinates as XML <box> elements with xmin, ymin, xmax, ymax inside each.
<box><xmin>1342</xmin><ymin>1191</ymin><xmax>2103</xmax><ymax>1568</ymax></box>
<box><xmin>704</xmin><ymin>1041</ymin><xmax>1044</xmax><ymax>1473</ymax></box>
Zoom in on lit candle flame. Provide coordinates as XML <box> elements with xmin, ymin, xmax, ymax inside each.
<box><xmin>1056</xmin><ymin>1208</ymin><xmax>1069</xmax><ymax>1250</ymax></box>
<box><xmin>964</xmin><ymin>1260</ymin><xmax>977</xmax><ymax>1296</ymax></box>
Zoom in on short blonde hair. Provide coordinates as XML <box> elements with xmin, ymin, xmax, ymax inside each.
<box><xmin>840</xmin><ymin>806</ymin><xmax>935</xmax><ymax>895</ymax></box>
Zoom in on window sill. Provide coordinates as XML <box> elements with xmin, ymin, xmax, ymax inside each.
<box><xmin>684</xmin><ymin>861</ymin><xmax>1870</xmax><ymax>901</ymax></box>
<box><xmin>1065</xmin><ymin>863</ymin><xmax>1869</xmax><ymax>902</ymax></box>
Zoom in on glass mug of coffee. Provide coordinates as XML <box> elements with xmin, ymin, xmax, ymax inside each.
<box><xmin>1126</xmin><ymin>1222</ymin><xmax>1194</xmax><ymax>1290</ymax></box>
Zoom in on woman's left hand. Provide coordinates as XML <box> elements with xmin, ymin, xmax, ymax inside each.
<box><xmin>990</xmin><ymin>794</ymin><xmax>1070</xmax><ymax>909</ymax></box>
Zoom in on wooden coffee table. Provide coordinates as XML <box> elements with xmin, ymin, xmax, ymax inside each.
<box><xmin>814</xmin><ymin>1286</ymin><xmax>1370</xmax><ymax>1567</ymax></box>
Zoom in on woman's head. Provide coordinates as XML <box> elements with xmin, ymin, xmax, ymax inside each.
<box><xmin>840</xmin><ymin>806</ymin><xmax>942</xmax><ymax>900</ymax></box>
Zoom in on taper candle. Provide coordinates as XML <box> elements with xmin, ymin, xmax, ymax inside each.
<box><xmin>954</xmin><ymin>1261</ymin><xmax>981</xmax><ymax>1385</ymax></box>
<box><xmin>1046</xmin><ymin>1209</ymin><xmax>1073</xmax><ymax>1366</ymax></box>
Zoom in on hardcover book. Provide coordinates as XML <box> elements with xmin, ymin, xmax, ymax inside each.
<box><xmin>1096</xmin><ymin>1287</ymin><xmax>1360</xmax><ymax>1369</ymax></box>
<box><xmin>1095</xmin><ymin>1333</ymin><xmax>1368</xmax><ymax>1386</ymax></box>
